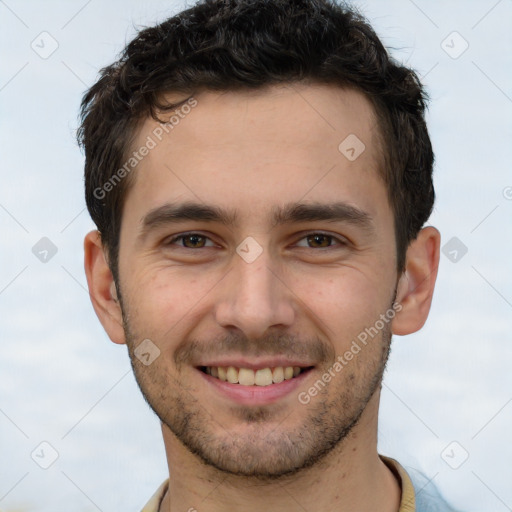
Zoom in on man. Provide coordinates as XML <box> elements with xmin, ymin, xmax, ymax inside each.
<box><xmin>80</xmin><ymin>0</ymin><xmax>457</xmax><ymax>510</ymax></box>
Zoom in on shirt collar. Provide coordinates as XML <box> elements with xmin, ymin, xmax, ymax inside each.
<box><xmin>142</xmin><ymin>456</ymin><xmax>416</xmax><ymax>512</ymax></box>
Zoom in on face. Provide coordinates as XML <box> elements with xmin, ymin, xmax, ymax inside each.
<box><xmin>112</xmin><ymin>84</ymin><xmax>401</xmax><ymax>477</ymax></box>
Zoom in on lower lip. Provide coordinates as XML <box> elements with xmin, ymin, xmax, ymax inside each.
<box><xmin>198</xmin><ymin>368</ymin><xmax>313</xmax><ymax>406</ymax></box>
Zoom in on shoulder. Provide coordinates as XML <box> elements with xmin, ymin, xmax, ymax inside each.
<box><xmin>380</xmin><ymin>456</ymin><xmax>457</xmax><ymax>512</ymax></box>
<box><xmin>382</xmin><ymin>456</ymin><xmax>460</xmax><ymax>512</ymax></box>
<box><xmin>141</xmin><ymin>479</ymin><xmax>169</xmax><ymax>512</ymax></box>
<box><xmin>407</xmin><ymin>466</ymin><xmax>460</xmax><ymax>512</ymax></box>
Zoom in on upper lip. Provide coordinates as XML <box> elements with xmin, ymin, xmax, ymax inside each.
<box><xmin>196</xmin><ymin>358</ymin><xmax>315</xmax><ymax>370</ymax></box>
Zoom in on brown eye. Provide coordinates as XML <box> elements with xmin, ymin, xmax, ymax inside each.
<box><xmin>182</xmin><ymin>234</ymin><xmax>206</xmax><ymax>248</ymax></box>
<box><xmin>167</xmin><ymin>233</ymin><xmax>215</xmax><ymax>248</ymax></box>
<box><xmin>306</xmin><ymin>234</ymin><xmax>334</xmax><ymax>248</ymax></box>
<box><xmin>294</xmin><ymin>232</ymin><xmax>348</xmax><ymax>250</ymax></box>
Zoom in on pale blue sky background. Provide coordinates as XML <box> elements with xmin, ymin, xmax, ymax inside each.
<box><xmin>1</xmin><ymin>0</ymin><xmax>511</xmax><ymax>510</ymax></box>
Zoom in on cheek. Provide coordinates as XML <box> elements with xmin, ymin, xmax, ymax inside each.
<box><xmin>293</xmin><ymin>269</ymin><xmax>389</xmax><ymax>342</ymax></box>
<box><xmin>124</xmin><ymin>267</ymin><xmax>215</xmax><ymax>336</ymax></box>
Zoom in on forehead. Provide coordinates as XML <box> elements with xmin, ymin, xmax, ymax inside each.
<box><xmin>143</xmin><ymin>84</ymin><xmax>381</xmax><ymax>159</ymax></box>
<box><xmin>123</xmin><ymin>83</ymin><xmax>387</xmax><ymax>224</ymax></box>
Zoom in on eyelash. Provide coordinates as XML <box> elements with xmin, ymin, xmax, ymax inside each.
<box><xmin>165</xmin><ymin>232</ymin><xmax>348</xmax><ymax>249</ymax></box>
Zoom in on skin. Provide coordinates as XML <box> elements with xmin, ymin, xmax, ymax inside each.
<box><xmin>84</xmin><ymin>83</ymin><xmax>440</xmax><ymax>512</ymax></box>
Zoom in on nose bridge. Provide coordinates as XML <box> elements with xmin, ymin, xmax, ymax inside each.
<box><xmin>214</xmin><ymin>246</ymin><xmax>295</xmax><ymax>337</ymax></box>
<box><xmin>237</xmin><ymin>255</ymin><xmax>276</xmax><ymax>307</ymax></box>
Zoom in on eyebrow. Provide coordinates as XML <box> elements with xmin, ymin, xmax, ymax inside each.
<box><xmin>139</xmin><ymin>200</ymin><xmax>374</xmax><ymax>239</ymax></box>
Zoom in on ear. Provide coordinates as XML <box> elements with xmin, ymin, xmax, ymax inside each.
<box><xmin>84</xmin><ymin>230</ymin><xmax>126</xmax><ymax>345</ymax></box>
<box><xmin>392</xmin><ymin>226</ymin><xmax>440</xmax><ymax>336</ymax></box>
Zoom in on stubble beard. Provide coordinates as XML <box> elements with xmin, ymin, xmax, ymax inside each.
<box><xmin>121</xmin><ymin>301</ymin><xmax>393</xmax><ymax>481</ymax></box>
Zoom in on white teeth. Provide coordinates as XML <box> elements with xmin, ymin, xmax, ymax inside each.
<box><xmin>238</xmin><ymin>368</ymin><xmax>255</xmax><ymax>386</ymax></box>
<box><xmin>205</xmin><ymin>365</ymin><xmax>306</xmax><ymax>385</ymax></box>
<box><xmin>272</xmin><ymin>366</ymin><xmax>284</xmax><ymax>383</ymax></box>
<box><xmin>284</xmin><ymin>367</ymin><xmax>294</xmax><ymax>380</ymax></box>
<box><xmin>226</xmin><ymin>366</ymin><xmax>239</xmax><ymax>384</ymax></box>
<box><xmin>254</xmin><ymin>368</ymin><xmax>273</xmax><ymax>386</ymax></box>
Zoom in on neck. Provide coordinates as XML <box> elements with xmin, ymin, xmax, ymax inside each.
<box><xmin>159</xmin><ymin>392</ymin><xmax>400</xmax><ymax>512</ymax></box>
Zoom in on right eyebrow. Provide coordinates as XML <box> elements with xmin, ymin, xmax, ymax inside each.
<box><xmin>138</xmin><ymin>201</ymin><xmax>238</xmax><ymax>241</ymax></box>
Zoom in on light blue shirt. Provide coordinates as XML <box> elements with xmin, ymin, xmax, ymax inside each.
<box><xmin>408</xmin><ymin>465</ymin><xmax>460</xmax><ymax>511</ymax></box>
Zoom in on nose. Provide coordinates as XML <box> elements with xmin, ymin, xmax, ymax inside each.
<box><xmin>214</xmin><ymin>250</ymin><xmax>296</xmax><ymax>339</ymax></box>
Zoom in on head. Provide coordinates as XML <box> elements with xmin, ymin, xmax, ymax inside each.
<box><xmin>82</xmin><ymin>0</ymin><xmax>440</xmax><ymax>479</ymax></box>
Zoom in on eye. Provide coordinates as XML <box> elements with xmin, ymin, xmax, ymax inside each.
<box><xmin>295</xmin><ymin>233</ymin><xmax>347</xmax><ymax>249</ymax></box>
<box><xmin>164</xmin><ymin>232</ymin><xmax>346</xmax><ymax>250</ymax></box>
<box><xmin>166</xmin><ymin>233</ymin><xmax>216</xmax><ymax>248</ymax></box>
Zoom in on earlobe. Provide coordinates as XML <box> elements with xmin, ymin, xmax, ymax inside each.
<box><xmin>84</xmin><ymin>230</ymin><xmax>126</xmax><ymax>345</ymax></box>
<box><xmin>392</xmin><ymin>227</ymin><xmax>440</xmax><ymax>336</ymax></box>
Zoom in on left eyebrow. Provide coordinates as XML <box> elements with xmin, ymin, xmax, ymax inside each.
<box><xmin>137</xmin><ymin>200</ymin><xmax>375</xmax><ymax>241</ymax></box>
<box><xmin>270</xmin><ymin>201</ymin><xmax>374</xmax><ymax>233</ymax></box>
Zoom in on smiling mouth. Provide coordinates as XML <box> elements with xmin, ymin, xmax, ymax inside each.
<box><xmin>198</xmin><ymin>365</ymin><xmax>314</xmax><ymax>386</ymax></box>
